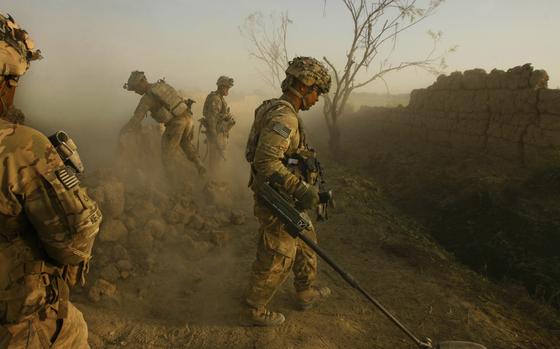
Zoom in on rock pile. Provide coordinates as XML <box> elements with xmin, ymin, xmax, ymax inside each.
<box><xmin>85</xmin><ymin>172</ymin><xmax>247</xmax><ymax>303</ymax></box>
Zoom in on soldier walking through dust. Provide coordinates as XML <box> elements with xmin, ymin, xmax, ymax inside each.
<box><xmin>121</xmin><ymin>71</ymin><xmax>205</xmax><ymax>187</ymax></box>
<box><xmin>0</xmin><ymin>13</ymin><xmax>102</xmax><ymax>348</ymax></box>
<box><xmin>201</xmin><ymin>75</ymin><xmax>235</xmax><ymax>178</ymax></box>
<box><xmin>244</xmin><ymin>57</ymin><xmax>332</xmax><ymax>326</ymax></box>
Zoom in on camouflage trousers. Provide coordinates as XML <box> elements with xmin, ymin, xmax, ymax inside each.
<box><xmin>245</xmin><ymin>201</ymin><xmax>318</xmax><ymax>309</ymax></box>
<box><xmin>161</xmin><ymin>114</ymin><xmax>203</xmax><ymax>186</ymax></box>
<box><xmin>207</xmin><ymin>133</ymin><xmax>227</xmax><ymax>179</ymax></box>
<box><xmin>0</xmin><ymin>302</ymin><xmax>89</xmax><ymax>349</ymax></box>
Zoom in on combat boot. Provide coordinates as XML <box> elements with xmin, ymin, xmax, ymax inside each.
<box><xmin>249</xmin><ymin>307</ymin><xmax>286</xmax><ymax>326</ymax></box>
<box><xmin>296</xmin><ymin>286</ymin><xmax>331</xmax><ymax>311</ymax></box>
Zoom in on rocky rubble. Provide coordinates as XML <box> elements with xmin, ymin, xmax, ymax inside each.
<box><xmin>85</xmin><ymin>171</ymin><xmax>248</xmax><ymax>303</ymax></box>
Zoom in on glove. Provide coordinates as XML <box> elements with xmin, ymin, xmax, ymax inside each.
<box><xmin>293</xmin><ymin>181</ymin><xmax>319</xmax><ymax>211</ymax></box>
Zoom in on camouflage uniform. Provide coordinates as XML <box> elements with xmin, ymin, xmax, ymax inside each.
<box><xmin>245</xmin><ymin>57</ymin><xmax>331</xmax><ymax>325</ymax></box>
<box><xmin>123</xmin><ymin>73</ymin><xmax>204</xmax><ymax>186</ymax></box>
<box><xmin>245</xmin><ymin>99</ymin><xmax>318</xmax><ymax>308</ymax></box>
<box><xmin>202</xmin><ymin>76</ymin><xmax>235</xmax><ymax>176</ymax></box>
<box><xmin>0</xmin><ymin>13</ymin><xmax>102</xmax><ymax>348</ymax></box>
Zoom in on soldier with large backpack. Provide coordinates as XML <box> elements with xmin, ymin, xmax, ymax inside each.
<box><xmin>121</xmin><ymin>71</ymin><xmax>205</xmax><ymax>188</ymax></box>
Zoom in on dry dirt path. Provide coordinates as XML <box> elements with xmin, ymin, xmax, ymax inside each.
<box><xmin>76</xmin><ymin>168</ymin><xmax>560</xmax><ymax>349</ymax></box>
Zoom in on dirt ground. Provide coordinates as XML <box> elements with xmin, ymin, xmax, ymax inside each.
<box><xmin>73</xmin><ymin>159</ymin><xmax>560</xmax><ymax>349</ymax></box>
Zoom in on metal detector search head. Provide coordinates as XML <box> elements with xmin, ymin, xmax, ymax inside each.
<box><xmin>435</xmin><ymin>341</ymin><xmax>487</xmax><ymax>349</ymax></box>
<box><xmin>256</xmin><ymin>181</ymin><xmax>488</xmax><ymax>349</ymax></box>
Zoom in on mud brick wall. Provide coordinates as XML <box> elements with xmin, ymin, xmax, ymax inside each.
<box><xmin>360</xmin><ymin>64</ymin><xmax>560</xmax><ymax>167</ymax></box>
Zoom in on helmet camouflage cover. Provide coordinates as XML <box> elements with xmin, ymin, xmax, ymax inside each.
<box><xmin>0</xmin><ymin>12</ymin><xmax>42</xmax><ymax>79</ymax></box>
<box><xmin>285</xmin><ymin>56</ymin><xmax>331</xmax><ymax>94</ymax></box>
<box><xmin>124</xmin><ymin>70</ymin><xmax>146</xmax><ymax>90</ymax></box>
<box><xmin>217</xmin><ymin>75</ymin><xmax>234</xmax><ymax>87</ymax></box>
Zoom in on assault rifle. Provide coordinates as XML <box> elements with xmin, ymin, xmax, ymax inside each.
<box><xmin>256</xmin><ymin>180</ymin><xmax>487</xmax><ymax>349</ymax></box>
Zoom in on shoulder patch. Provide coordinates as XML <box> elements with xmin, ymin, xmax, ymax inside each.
<box><xmin>55</xmin><ymin>168</ymin><xmax>80</xmax><ymax>190</ymax></box>
<box><xmin>272</xmin><ymin>122</ymin><xmax>291</xmax><ymax>139</ymax></box>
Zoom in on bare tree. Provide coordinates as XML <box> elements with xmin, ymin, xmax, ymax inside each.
<box><xmin>240</xmin><ymin>1</ymin><xmax>451</xmax><ymax>158</ymax></box>
<box><xmin>323</xmin><ymin>0</ymin><xmax>448</xmax><ymax>157</ymax></box>
<box><xmin>239</xmin><ymin>11</ymin><xmax>291</xmax><ymax>90</ymax></box>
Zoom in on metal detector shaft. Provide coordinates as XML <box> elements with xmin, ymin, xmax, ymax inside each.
<box><xmin>256</xmin><ymin>181</ymin><xmax>428</xmax><ymax>348</ymax></box>
<box><xmin>294</xmin><ymin>229</ymin><xmax>425</xmax><ymax>347</ymax></box>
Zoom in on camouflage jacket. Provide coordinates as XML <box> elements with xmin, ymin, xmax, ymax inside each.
<box><xmin>202</xmin><ymin>91</ymin><xmax>230</xmax><ymax>138</ymax></box>
<box><xmin>246</xmin><ymin>98</ymin><xmax>310</xmax><ymax>196</ymax></box>
<box><xmin>0</xmin><ymin>120</ymin><xmax>101</xmax><ymax>322</ymax></box>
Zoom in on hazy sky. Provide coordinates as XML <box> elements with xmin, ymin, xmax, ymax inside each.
<box><xmin>4</xmin><ymin>0</ymin><xmax>559</xmax><ymax>96</ymax></box>
<box><xmin>2</xmin><ymin>0</ymin><xmax>557</xmax><ymax>166</ymax></box>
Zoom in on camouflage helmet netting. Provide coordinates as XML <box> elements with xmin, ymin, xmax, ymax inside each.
<box><xmin>217</xmin><ymin>75</ymin><xmax>234</xmax><ymax>87</ymax></box>
<box><xmin>285</xmin><ymin>56</ymin><xmax>331</xmax><ymax>94</ymax></box>
<box><xmin>0</xmin><ymin>12</ymin><xmax>42</xmax><ymax>77</ymax></box>
<box><xmin>125</xmin><ymin>70</ymin><xmax>146</xmax><ymax>90</ymax></box>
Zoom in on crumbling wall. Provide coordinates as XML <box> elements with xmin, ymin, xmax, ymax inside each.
<box><xmin>357</xmin><ymin>64</ymin><xmax>560</xmax><ymax>167</ymax></box>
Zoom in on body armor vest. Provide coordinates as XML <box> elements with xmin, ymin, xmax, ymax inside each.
<box><xmin>202</xmin><ymin>91</ymin><xmax>227</xmax><ymax>118</ymax></box>
<box><xmin>148</xmin><ymin>80</ymin><xmax>189</xmax><ymax>119</ymax></box>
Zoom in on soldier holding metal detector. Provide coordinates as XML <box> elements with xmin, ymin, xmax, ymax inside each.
<box><xmin>244</xmin><ymin>56</ymin><xmax>333</xmax><ymax>326</ymax></box>
<box><xmin>245</xmin><ymin>57</ymin><xmax>486</xmax><ymax>348</ymax></box>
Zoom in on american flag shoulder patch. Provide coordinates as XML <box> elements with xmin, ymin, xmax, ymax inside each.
<box><xmin>55</xmin><ymin>168</ymin><xmax>80</xmax><ymax>190</ymax></box>
<box><xmin>272</xmin><ymin>122</ymin><xmax>291</xmax><ymax>139</ymax></box>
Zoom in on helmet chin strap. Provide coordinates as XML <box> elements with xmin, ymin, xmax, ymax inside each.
<box><xmin>288</xmin><ymin>86</ymin><xmax>313</xmax><ymax>110</ymax></box>
<box><xmin>0</xmin><ymin>77</ymin><xmax>18</xmax><ymax>118</ymax></box>
<box><xmin>0</xmin><ymin>80</ymin><xmax>9</xmax><ymax>118</ymax></box>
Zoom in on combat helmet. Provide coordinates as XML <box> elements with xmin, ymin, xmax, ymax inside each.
<box><xmin>0</xmin><ymin>13</ymin><xmax>42</xmax><ymax>83</ymax></box>
<box><xmin>124</xmin><ymin>70</ymin><xmax>147</xmax><ymax>91</ymax></box>
<box><xmin>217</xmin><ymin>75</ymin><xmax>234</xmax><ymax>88</ymax></box>
<box><xmin>284</xmin><ymin>56</ymin><xmax>331</xmax><ymax>94</ymax></box>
